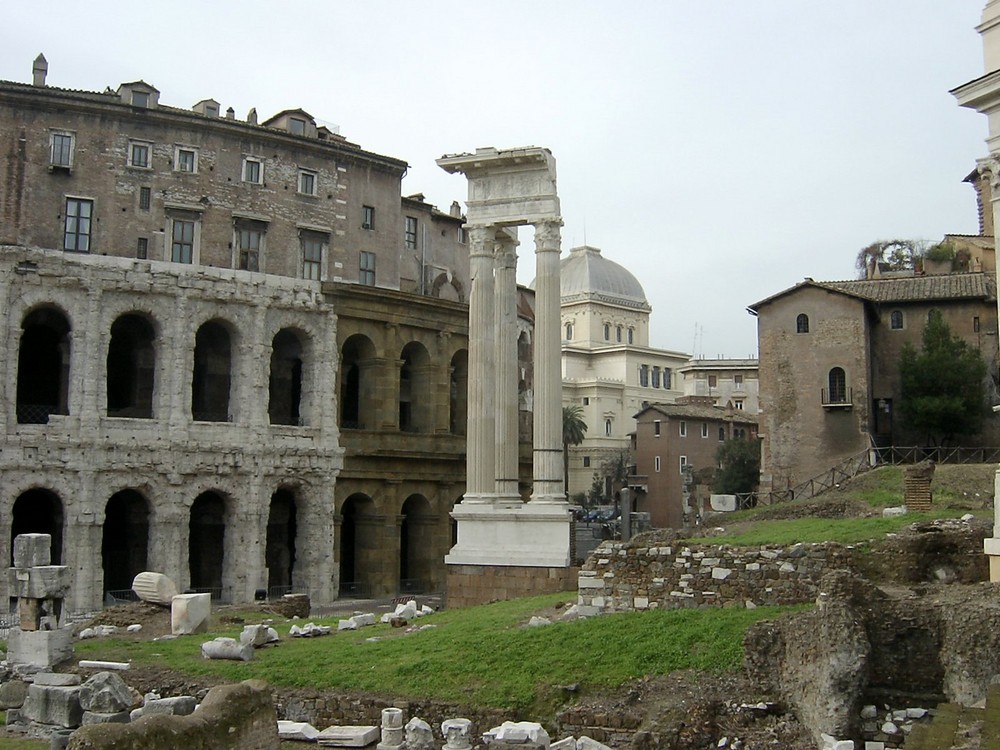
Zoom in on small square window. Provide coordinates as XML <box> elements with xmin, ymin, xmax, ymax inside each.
<box><xmin>583</xmin><ymin>456</ymin><xmax>591</xmax><ymax>468</ymax></box>
<box><xmin>733</xmin><ymin>400</ymin><xmax>745</xmax><ymax>410</ymax></box>
<box><xmin>138</xmin><ymin>186</ymin><xmax>151</xmax><ymax>211</ymax></box>
<box><xmin>362</xmin><ymin>205</ymin><xmax>375</xmax><ymax>230</ymax></box>
<box><xmin>131</xmin><ymin>91</ymin><xmax>149</xmax><ymax>108</ymax></box>
<box><xmin>129</xmin><ymin>141</ymin><xmax>151</xmax><ymax>169</ymax></box>
<box><xmin>136</xmin><ymin>237</ymin><xmax>148</xmax><ymax>259</ymax></box>
<box><xmin>360</xmin><ymin>251</ymin><xmax>376</xmax><ymax>286</ymax></box>
<box><xmin>679</xmin><ymin>420</ymin><xmax>687</xmax><ymax>437</ymax></box>
<box><xmin>708</xmin><ymin>374</ymin><xmax>718</xmax><ymax>387</ymax></box>
<box><xmin>242</xmin><ymin>158</ymin><xmax>262</xmax><ymax>184</ymax></box>
<box><xmin>583</xmin><ymin>397</ymin><xmax>590</xmax><ymax>405</ymax></box>
<box><xmin>734</xmin><ymin>374</ymin><xmax>744</xmax><ymax>388</ymax></box>
<box><xmin>174</xmin><ymin>147</ymin><xmax>197</xmax><ymax>173</ymax></box>
<box><xmin>289</xmin><ymin>117</ymin><xmax>306</xmax><ymax>135</ymax></box>
<box><xmin>298</xmin><ymin>169</ymin><xmax>317</xmax><ymax>196</ymax></box>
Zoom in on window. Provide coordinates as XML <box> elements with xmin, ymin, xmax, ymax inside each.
<box><xmin>733</xmin><ymin>399</ymin><xmax>744</xmax><ymax>410</ymax></box>
<box><xmin>603</xmin><ymin>324</ymin><xmax>610</xmax><ymax>341</ymax></box>
<box><xmin>701</xmin><ymin>422</ymin><xmax>709</xmax><ymax>438</ymax></box>
<box><xmin>734</xmin><ymin>427</ymin><xmax>747</xmax><ymax>439</ymax></box>
<box><xmin>298</xmin><ymin>169</ymin><xmax>317</xmax><ymax>195</ymax></box>
<box><xmin>458</xmin><ymin>226</ymin><xmax>467</xmax><ymax>244</ymax></box>
<box><xmin>362</xmin><ymin>205</ymin><xmax>375</xmax><ymax>230</ymax></box>
<box><xmin>565</xmin><ymin>323</ymin><xmax>573</xmax><ymax>339</ymax></box>
<box><xmin>679</xmin><ymin>456</ymin><xmax>688</xmax><ymax>473</ymax></box>
<box><xmin>583</xmin><ymin>456</ymin><xmax>591</xmax><ymax>468</ymax></box>
<box><xmin>708</xmin><ymin>374</ymin><xmax>718</xmax><ymax>388</ymax></box>
<box><xmin>139</xmin><ymin>186</ymin><xmax>151</xmax><ymax>211</ymax></box>
<box><xmin>628</xmin><ymin>328</ymin><xmax>634</xmax><ymax>344</ymax></box>
<box><xmin>616</xmin><ymin>326</ymin><xmax>622</xmax><ymax>343</ymax></box>
<box><xmin>796</xmin><ymin>313</ymin><xmax>809</xmax><ymax>334</ymax></box>
<box><xmin>360</xmin><ymin>251</ymin><xmax>376</xmax><ymax>286</ymax></box>
<box><xmin>289</xmin><ymin>117</ymin><xmax>306</xmax><ymax>135</ymax></box>
<box><xmin>663</xmin><ymin>368</ymin><xmax>671</xmax><ymax>390</ymax></box>
<box><xmin>64</xmin><ymin>198</ymin><xmax>93</xmax><ymax>252</ymax></box>
<box><xmin>136</xmin><ymin>237</ymin><xmax>148</xmax><ymax>259</ymax></box>
<box><xmin>605</xmin><ymin>419</ymin><xmax>612</xmax><ymax>436</ymax></box>
<box><xmin>639</xmin><ymin>364</ymin><xmax>649</xmax><ymax>387</ymax></box>
<box><xmin>50</xmin><ymin>131</ymin><xmax>74</xmax><ymax>168</ymax></box>
<box><xmin>974</xmin><ymin>316</ymin><xmax>981</xmax><ymax>333</ymax></box>
<box><xmin>174</xmin><ymin>147</ymin><xmax>197</xmax><ymax>173</ymax></box>
<box><xmin>405</xmin><ymin>216</ymin><xmax>418</xmax><ymax>249</ymax></box>
<box><xmin>734</xmin><ymin>374</ymin><xmax>744</xmax><ymax>389</ymax></box>
<box><xmin>652</xmin><ymin>367</ymin><xmax>660</xmax><ymax>388</ymax></box>
<box><xmin>235</xmin><ymin>219</ymin><xmax>266</xmax><ymax>271</ymax></box>
<box><xmin>128</xmin><ymin>140</ymin><xmax>151</xmax><ymax>169</ymax></box>
<box><xmin>301</xmin><ymin>232</ymin><xmax>325</xmax><ymax>280</ymax></box>
<box><xmin>583</xmin><ymin>397</ymin><xmax>589</xmax><ymax>405</ymax></box>
<box><xmin>654</xmin><ymin>420</ymin><xmax>661</xmax><ymax>437</ymax></box>
<box><xmin>719</xmin><ymin>427</ymin><xmax>726</xmax><ymax>441</ymax></box>
<box><xmin>828</xmin><ymin>367</ymin><xmax>847</xmax><ymax>403</ymax></box>
<box><xmin>654</xmin><ymin>456</ymin><xmax>661</xmax><ymax>473</ymax></box>
<box><xmin>170</xmin><ymin>218</ymin><xmax>196</xmax><ymax>263</ymax></box>
<box><xmin>131</xmin><ymin>91</ymin><xmax>149</xmax><ymax>108</ymax></box>
<box><xmin>242</xmin><ymin>157</ymin><xmax>262</xmax><ymax>184</ymax></box>
<box><xmin>890</xmin><ymin>310</ymin><xmax>903</xmax><ymax>330</ymax></box>
<box><xmin>679</xmin><ymin>421</ymin><xmax>687</xmax><ymax>437</ymax></box>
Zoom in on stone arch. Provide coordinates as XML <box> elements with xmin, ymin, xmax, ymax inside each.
<box><xmin>399</xmin><ymin>494</ymin><xmax>435</xmax><ymax>594</ymax></box>
<box><xmin>102</xmin><ymin>489</ymin><xmax>150</xmax><ymax>593</ymax></box>
<box><xmin>340</xmin><ymin>334</ymin><xmax>377</xmax><ymax>429</ymax></box>
<box><xmin>17</xmin><ymin>305</ymin><xmax>71</xmax><ymax>424</ymax></box>
<box><xmin>269</xmin><ymin>328</ymin><xmax>306</xmax><ymax>426</ymax></box>
<box><xmin>188</xmin><ymin>491</ymin><xmax>228</xmax><ymax>596</ymax></box>
<box><xmin>107</xmin><ymin>313</ymin><xmax>157</xmax><ymax>418</ymax></box>
<box><xmin>399</xmin><ymin>341</ymin><xmax>432</xmax><ymax>432</ymax></box>
<box><xmin>449</xmin><ymin>349</ymin><xmax>468</xmax><ymax>435</ymax></box>
<box><xmin>430</xmin><ymin>271</ymin><xmax>465</xmax><ymax>303</ymax></box>
<box><xmin>192</xmin><ymin>319</ymin><xmax>234</xmax><ymax>422</ymax></box>
<box><xmin>266</xmin><ymin>487</ymin><xmax>298</xmax><ymax>594</ymax></box>
<box><xmin>11</xmin><ymin>488</ymin><xmax>64</xmax><ymax>565</ymax></box>
<box><xmin>339</xmin><ymin>493</ymin><xmax>376</xmax><ymax>597</ymax></box>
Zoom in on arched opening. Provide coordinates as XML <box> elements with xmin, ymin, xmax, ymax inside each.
<box><xmin>17</xmin><ymin>307</ymin><xmax>71</xmax><ymax>424</ymax></box>
<box><xmin>189</xmin><ymin>492</ymin><xmax>226</xmax><ymax>596</ymax></box>
<box><xmin>102</xmin><ymin>490</ymin><xmax>149</xmax><ymax>593</ymax></box>
<box><xmin>269</xmin><ymin>329</ymin><xmax>304</xmax><ymax>426</ymax></box>
<box><xmin>339</xmin><ymin>494</ymin><xmax>375</xmax><ymax>597</ymax></box>
<box><xmin>11</xmin><ymin>489</ymin><xmax>64</xmax><ymax>565</ymax></box>
<box><xmin>796</xmin><ymin>313</ymin><xmax>810</xmax><ymax>334</ymax></box>
<box><xmin>192</xmin><ymin>321</ymin><xmax>232</xmax><ymax>422</ymax></box>
<box><xmin>340</xmin><ymin>335</ymin><xmax>376</xmax><ymax>429</ymax></box>
<box><xmin>266</xmin><ymin>489</ymin><xmax>297</xmax><ymax>595</ymax></box>
<box><xmin>449</xmin><ymin>349</ymin><xmax>468</xmax><ymax>435</ymax></box>
<box><xmin>828</xmin><ymin>367</ymin><xmax>847</xmax><ymax>403</ymax></box>
<box><xmin>399</xmin><ymin>342</ymin><xmax>431</xmax><ymax>432</ymax></box>
<box><xmin>399</xmin><ymin>494</ymin><xmax>434</xmax><ymax>594</ymax></box>
<box><xmin>107</xmin><ymin>313</ymin><xmax>156</xmax><ymax>418</ymax></box>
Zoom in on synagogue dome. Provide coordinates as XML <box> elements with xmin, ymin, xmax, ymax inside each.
<box><xmin>556</xmin><ymin>245</ymin><xmax>650</xmax><ymax>310</ymax></box>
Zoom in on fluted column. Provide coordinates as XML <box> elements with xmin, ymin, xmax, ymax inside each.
<box><xmin>530</xmin><ymin>220</ymin><xmax>566</xmax><ymax>503</ymax></box>
<box><xmin>494</xmin><ymin>233</ymin><xmax>520</xmax><ymax>504</ymax></box>
<box><xmin>464</xmin><ymin>226</ymin><xmax>496</xmax><ymax>502</ymax></box>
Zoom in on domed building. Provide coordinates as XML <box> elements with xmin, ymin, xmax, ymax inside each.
<box><xmin>556</xmin><ymin>246</ymin><xmax>689</xmax><ymax>500</ymax></box>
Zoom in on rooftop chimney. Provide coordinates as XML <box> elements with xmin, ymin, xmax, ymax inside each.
<box><xmin>32</xmin><ymin>53</ymin><xmax>47</xmax><ymax>87</ymax></box>
<box><xmin>247</xmin><ymin>107</ymin><xmax>258</xmax><ymax>125</ymax></box>
<box><xmin>450</xmin><ymin>201</ymin><xmax>462</xmax><ymax>218</ymax></box>
<box><xmin>226</xmin><ymin>107</ymin><xmax>235</xmax><ymax>120</ymax></box>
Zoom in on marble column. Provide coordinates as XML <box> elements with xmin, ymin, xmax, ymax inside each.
<box><xmin>494</xmin><ymin>233</ymin><xmax>521</xmax><ymax>504</ymax></box>
<box><xmin>465</xmin><ymin>226</ymin><xmax>496</xmax><ymax>503</ymax></box>
<box><xmin>530</xmin><ymin>220</ymin><xmax>566</xmax><ymax>503</ymax></box>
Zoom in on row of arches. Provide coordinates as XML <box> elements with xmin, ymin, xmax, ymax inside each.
<box><xmin>9</xmin><ymin>485</ymin><xmax>447</xmax><ymax>601</ymax></box>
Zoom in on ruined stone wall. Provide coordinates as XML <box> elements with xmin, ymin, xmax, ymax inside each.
<box><xmin>577</xmin><ymin>540</ymin><xmax>855</xmax><ymax>614</ymax></box>
<box><xmin>67</xmin><ymin>680</ymin><xmax>278</xmax><ymax>750</ymax></box>
<box><xmin>0</xmin><ymin>245</ymin><xmax>343</xmax><ymax>612</ymax></box>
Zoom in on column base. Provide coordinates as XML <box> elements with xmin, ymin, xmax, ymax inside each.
<box><xmin>986</xmin><ymin>537</ymin><xmax>1000</xmax><ymax>582</ymax></box>
<box><xmin>446</xmin><ymin>502</ymin><xmax>571</xmax><ymax>568</ymax></box>
<box><xmin>447</xmin><ymin>563</ymin><xmax>577</xmax><ymax>609</ymax></box>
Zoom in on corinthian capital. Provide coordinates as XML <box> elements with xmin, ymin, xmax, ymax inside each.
<box><xmin>467</xmin><ymin>225</ymin><xmax>494</xmax><ymax>257</ymax></box>
<box><xmin>533</xmin><ymin>219</ymin><xmax>563</xmax><ymax>253</ymax></box>
<box><xmin>977</xmin><ymin>156</ymin><xmax>1000</xmax><ymax>192</ymax></box>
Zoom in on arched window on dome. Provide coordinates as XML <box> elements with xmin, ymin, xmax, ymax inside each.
<box><xmin>627</xmin><ymin>328</ymin><xmax>634</xmax><ymax>344</ymax></box>
<box><xmin>564</xmin><ymin>323</ymin><xmax>573</xmax><ymax>340</ymax></box>
<box><xmin>603</xmin><ymin>323</ymin><xmax>610</xmax><ymax>341</ymax></box>
<box><xmin>616</xmin><ymin>326</ymin><xmax>622</xmax><ymax>343</ymax></box>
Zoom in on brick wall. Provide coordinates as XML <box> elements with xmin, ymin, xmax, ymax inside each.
<box><xmin>447</xmin><ymin>564</ymin><xmax>578</xmax><ymax>609</ymax></box>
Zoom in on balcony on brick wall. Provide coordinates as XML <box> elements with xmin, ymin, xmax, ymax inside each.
<box><xmin>821</xmin><ymin>387</ymin><xmax>853</xmax><ymax>409</ymax></box>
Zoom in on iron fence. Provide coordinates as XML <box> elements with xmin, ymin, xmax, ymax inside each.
<box><xmin>338</xmin><ymin>581</ymin><xmax>372</xmax><ymax>599</ymax></box>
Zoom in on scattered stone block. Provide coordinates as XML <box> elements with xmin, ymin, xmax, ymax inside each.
<box><xmin>126</xmin><ymin>624</ymin><xmax>142</xmax><ymax>634</ymax></box>
<box><xmin>442</xmin><ymin>718</ymin><xmax>473</xmax><ymax>750</ymax></box>
<box><xmin>131</xmin><ymin>571</ymin><xmax>178</xmax><ymax>605</ymax></box>
<box><xmin>266</xmin><ymin>627</ymin><xmax>280</xmax><ymax>643</ymax></box>
<box><xmin>577</xmin><ymin>736</ymin><xmax>613</xmax><ymax>750</ymax></box>
<box><xmin>142</xmin><ymin>695</ymin><xmax>197</xmax><ymax>716</ymax></box>
<box><xmin>317</xmin><ymin>725</ymin><xmax>379</xmax><ymax>747</ymax></box>
<box><xmin>201</xmin><ymin>637</ymin><xmax>253</xmax><ymax>662</ymax></box>
<box><xmin>484</xmin><ymin>720</ymin><xmax>550</xmax><ymax>747</ymax></box>
<box><xmin>350</xmin><ymin>613</ymin><xmax>376</xmax><ymax>627</ymax></box>
<box><xmin>394</xmin><ymin>601</ymin><xmax>418</xmax><ymax>620</ymax></box>
<box><xmin>240</xmin><ymin>624</ymin><xmax>270</xmax><ymax>647</ymax></box>
<box><xmin>172</xmin><ymin>592</ymin><xmax>211</xmax><ymax>635</ymax></box>
<box><xmin>7</xmin><ymin>628</ymin><xmax>73</xmax><ymax>668</ymax></box>
<box><xmin>81</xmin><ymin>709</ymin><xmax>131</xmax><ymax>724</ymax></box>
<box><xmin>338</xmin><ymin>619</ymin><xmax>358</xmax><ymax>631</ymax></box>
<box><xmin>278</xmin><ymin>720</ymin><xmax>320</xmax><ymax>741</ymax></box>
<box><xmin>527</xmin><ymin>616</ymin><xmax>551</xmax><ymax>627</ymax></box>
<box><xmin>79</xmin><ymin>671</ymin><xmax>134</xmax><ymax>713</ymax></box>
<box><xmin>78</xmin><ymin>660</ymin><xmax>130</xmax><ymax>671</ymax></box>
<box><xmin>10</xmin><ymin>565</ymin><xmax>71</xmax><ymax>600</ymax></box>
<box><xmin>13</xmin><ymin>534</ymin><xmax>51</xmax><ymax>569</ymax></box>
<box><xmin>21</xmin><ymin>683</ymin><xmax>82</xmax><ymax>728</ymax></box>
<box><xmin>405</xmin><ymin>716</ymin><xmax>435</xmax><ymax>750</ymax></box>
<box><xmin>378</xmin><ymin>707</ymin><xmax>404</xmax><ymax>750</ymax></box>
<box><xmin>34</xmin><ymin>673</ymin><xmax>80</xmax><ymax>687</ymax></box>
<box><xmin>0</xmin><ymin>679</ymin><xmax>27</xmax><ymax>709</ymax></box>
<box><xmin>882</xmin><ymin>507</ymin><xmax>907</xmax><ymax>518</ymax></box>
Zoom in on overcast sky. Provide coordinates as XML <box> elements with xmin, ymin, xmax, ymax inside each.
<box><xmin>4</xmin><ymin>1</ymin><xmax>992</xmax><ymax>358</ymax></box>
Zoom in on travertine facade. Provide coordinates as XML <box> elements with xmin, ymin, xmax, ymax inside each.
<box><xmin>0</xmin><ymin>58</ymin><xmax>477</xmax><ymax>610</ymax></box>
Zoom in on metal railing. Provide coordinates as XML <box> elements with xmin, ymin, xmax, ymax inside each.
<box><xmin>16</xmin><ymin>403</ymin><xmax>58</xmax><ymax>424</ymax></box>
<box><xmin>338</xmin><ymin>581</ymin><xmax>372</xmax><ymax>599</ymax></box>
<box><xmin>820</xmin><ymin>388</ymin><xmax>853</xmax><ymax>407</ymax></box>
<box><xmin>399</xmin><ymin>579</ymin><xmax>425</xmax><ymax>595</ymax></box>
<box><xmin>104</xmin><ymin>589</ymin><xmax>140</xmax><ymax>607</ymax></box>
<box><xmin>189</xmin><ymin>587</ymin><xmax>225</xmax><ymax>602</ymax></box>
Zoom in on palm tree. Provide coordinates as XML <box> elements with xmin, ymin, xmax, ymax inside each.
<box><xmin>562</xmin><ymin>404</ymin><xmax>588</xmax><ymax>495</ymax></box>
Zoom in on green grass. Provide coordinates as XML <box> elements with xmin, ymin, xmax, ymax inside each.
<box><xmin>76</xmin><ymin>593</ymin><xmax>799</xmax><ymax>714</ymax></box>
<box><xmin>687</xmin><ymin>509</ymin><xmax>979</xmax><ymax>546</ymax></box>
<box><xmin>0</xmin><ymin>739</ymin><xmax>47</xmax><ymax>749</ymax></box>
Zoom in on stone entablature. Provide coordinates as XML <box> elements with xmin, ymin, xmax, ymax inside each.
<box><xmin>577</xmin><ymin>540</ymin><xmax>855</xmax><ymax>615</ymax></box>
